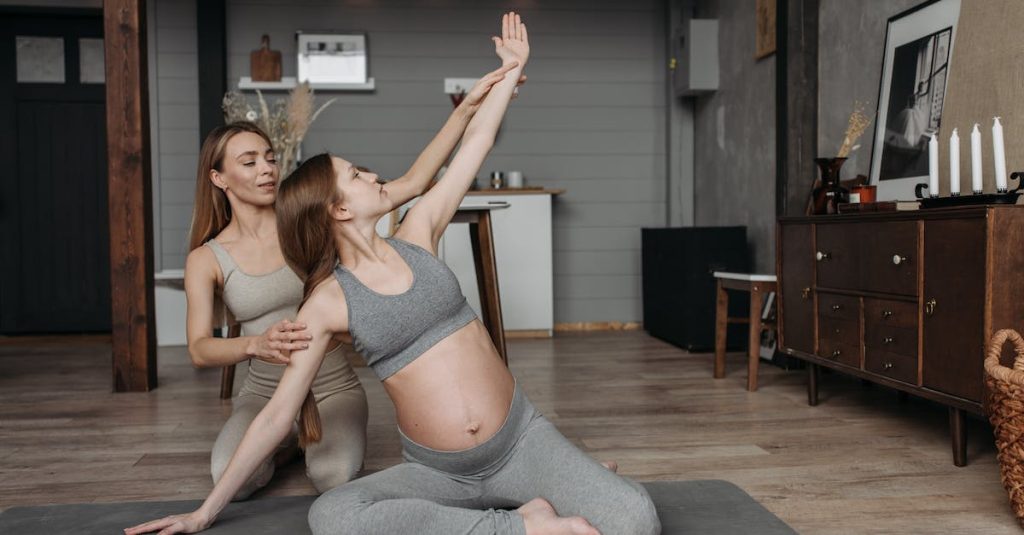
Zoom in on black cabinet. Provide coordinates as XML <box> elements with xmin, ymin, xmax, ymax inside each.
<box><xmin>641</xmin><ymin>227</ymin><xmax>750</xmax><ymax>351</ymax></box>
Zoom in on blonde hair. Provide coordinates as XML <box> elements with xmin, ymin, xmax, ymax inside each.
<box><xmin>188</xmin><ymin>122</ymin><xmax>274</xmax><ymax>251</ymax></box>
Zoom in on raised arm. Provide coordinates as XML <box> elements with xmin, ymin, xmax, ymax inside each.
<box><xmin>398</xmin><ymin>12</ymin><xmax>529</xmax><ymax>250</ymax></box>
<box><xmin>126</xmin><ymin>285</ymin><xmax>345</xmax><ymax>535</ymax></box>
<box><xmin>382</xmin><ymin>62</ymin><xmax>522</xmax><ymax>209</ymax></box>
<box><xmin>184</xmin><ymin>246</ymin><xmax>309</xmax><ymax>368</ymax></box>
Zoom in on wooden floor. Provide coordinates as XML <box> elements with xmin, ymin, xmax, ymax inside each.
<box><xmin>0</xmin><ymin>331</ymin><xmax>1018</xmax><ymax>533</ymax></box>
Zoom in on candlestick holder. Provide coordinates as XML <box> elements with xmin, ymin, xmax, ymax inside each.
<box><xmin>917</xmin><ymin>171</ymin><xmax>1023</xmax><ymax>209</ymax></box>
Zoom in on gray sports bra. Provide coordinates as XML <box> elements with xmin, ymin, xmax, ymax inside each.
<box><xmin>332</xmin><ymin>237</ymin><xmax>477</xmax><ymax>380</ymax></box>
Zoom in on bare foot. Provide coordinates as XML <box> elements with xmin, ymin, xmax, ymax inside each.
<box><xmin>518</xmin><ymin>498</ymin><xmax>600</xmax><ymax>535</ymax></box>
<box><xmin>600</xmin><ymin>460</ymin><xmax>618</xmax><ymax>473</ymax></box>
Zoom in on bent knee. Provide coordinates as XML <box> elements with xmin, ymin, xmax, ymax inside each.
<box><xmin>601</xmin><ymin>482</ymin><xmax>660</xmax><ymax>535</ymax></box>
<box><xmin>308</xmin><ymin>458</ymin><xmax>361</xmax><ymax>494</ymax></box>
<box><xmin>308</xmin><ymin>486</ymin><xmax>373</xmax><ymax>535</ymax></box>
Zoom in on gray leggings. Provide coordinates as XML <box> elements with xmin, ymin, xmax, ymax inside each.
<box><xmin>211</xmin><ymin>386</ymin><xmax>368</xmax><ymax>499</ymax></box>
<box><xmin>308</xmin><ymin>385</ymin><xmax>660</xmax><ymax>535</ymax></box>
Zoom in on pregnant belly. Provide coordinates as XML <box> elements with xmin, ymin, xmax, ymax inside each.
<box><xmin>383</xmin><ymin>321</ymin><xmax>515</xmax><ymax>451</ymax></box>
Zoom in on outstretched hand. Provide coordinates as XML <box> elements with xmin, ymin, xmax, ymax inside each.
<box><xmin>124</xmin><ymin>510</ymin><xmax>211</xmax><ymax>535</ymax></box>
<box><xmin>461</xmin><ymin>63</ymin><xmax>528</xmax><ymax>111</ymax></box>
<box><xmin>492</xmin><ymin>11</ymin><xmax>529</xmax><ymax>67</ymax></box>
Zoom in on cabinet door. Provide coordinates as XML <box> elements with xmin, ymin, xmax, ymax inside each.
<box><xmin>815</xmin><ymin>223</ymin><xmax>860</xmax><ymax>290</ymax></box>
<box><xmin>779</xmin><ymin>223</ymin><xmax>814</xmax><ymax>354</ymax></box>
<box><xmin>922</xmin><ymin>218</ymin><xmax>986</xmax><ymax>402</ymax></box>
<box><xmin>859</xmin><ymin>221</ymin><xmax>919</xmax><ymax>296</ymax></box>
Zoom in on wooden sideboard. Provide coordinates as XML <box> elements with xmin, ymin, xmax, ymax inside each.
<box><xmin>777</xmin><ymin>205</ymin><xmax>1024</xmax><ymax>466</ymax></box>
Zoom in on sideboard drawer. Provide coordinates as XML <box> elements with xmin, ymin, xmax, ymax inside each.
<box><xmin>865</xmin><ymin>323</ymin><xmax>917</xmax><ymax>359</ymax></box>
<box><xmin>863</xmin><ymin>298</ymin><xmax>917</xmax><ymax>329</ymax></box>
<box><xmin>815</xmin><ymin>223</ymin><xmax>860</xmax><ymax>290</ymax></box>
<box><xmin>865</xmin><ymin>348</ymin><xmax>918</xmax><ymax>385</ymax></box>
<box><xmin>819</xmin><ymin>316</ymin><xmax>859</xmax><ymax>347</ymax></box>
<box><xmin>860</xmin><ymin>221</ymin><xmax>919</xmax><ymax>296</ymax></box>
<box><xmin>818</xmin><ymin>293</ymin><xmax>859</xmax><ymax>321</ymax></box>
<box><xmin>817</xmin><ymin>337</ymin><xmax>860</xmax><ymax>368</ymax></box>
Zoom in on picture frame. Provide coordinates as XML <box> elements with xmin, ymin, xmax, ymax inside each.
<box><xmin>869</xmin><ymin>0</ymin><xmax>961</xmax><ymax>201</ymax></box>
<box><xmin>296</xmin><ymin>31</ymin><xmax>368</xmax><ymax>85</ymax></box>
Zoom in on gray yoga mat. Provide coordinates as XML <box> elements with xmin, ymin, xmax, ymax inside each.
<box><xmin>0</xmin><ymin>479</ymin><xmax>796</xmax><ymax>534</ymax></box>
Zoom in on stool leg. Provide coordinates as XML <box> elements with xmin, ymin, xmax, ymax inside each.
<box><xmin>747</xmin><ymin>285</ymin><xmax>762</xmax><ymax>392</ymax></box>
<box><xmin>714</xmin><ymin>280</ymin><xmax>728</xmax><ymax>379</ymax></box>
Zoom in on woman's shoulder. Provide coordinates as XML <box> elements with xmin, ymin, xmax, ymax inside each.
<box><xmin>185</xmin><ymin>245</ymin><xmax>223</xmax><ymax>287</ymax></box>
<box><xmin>302</xmin><ymin>276</ymin><xmax>349</xmax><ymax>333</ymax></box>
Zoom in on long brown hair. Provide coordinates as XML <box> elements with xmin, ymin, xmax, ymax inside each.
<box><xmin>188</xmin><ymin>122</ymin><xmax>274</xmax><ymax>251</ymax></box>
<box><xmin>277</xmin><ymin>153</ymin><xmax>342</xmax><ymax>448</ymax></box>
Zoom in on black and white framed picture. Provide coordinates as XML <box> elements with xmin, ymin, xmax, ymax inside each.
<box><xmin>296</xmin><ymin>32</ymin><xmax>368</xmax><ymax>85</ymax></box>
<box><xmin>869</xmin><ymin>0</ymin><xmax>961</xmax><ymax>200</ymax></box>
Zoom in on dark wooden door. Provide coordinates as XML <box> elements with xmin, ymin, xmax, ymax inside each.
<box><xmin>0</xmin><ymin>10</ymin><xmax>110</xmax><ymax>333</ymax></box>
<box><xmin>778</xmin><ymin>223</ymin><xmax>815</xmax><ymax>354</ymax></box>
<box><xmin>922</xmin><ymin>217</ymin><xmax>986</xmax><ymax>402</ymax></box>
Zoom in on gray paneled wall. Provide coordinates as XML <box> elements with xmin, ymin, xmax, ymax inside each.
<box><xmin>215</xmin><ymin>0</ymin><xmax>668</xmax><ymax>322</ymax></box>
<box><xmin>818</xmin><ymin>0</ymin><xmax>921</xmax><ymax>180</ymax></box>
<box><xmin>152</xmin><ymin>0</ymin><xmax>199</xmax><ymax>269</ymax></box>
<box><xmin>693</xmin><ymin>0</ymin><xmax>776</xmax><ymax>273</ymax></box>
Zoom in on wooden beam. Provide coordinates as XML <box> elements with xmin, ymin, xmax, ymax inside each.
<box><xmin>196</xmin><ymin>0</ymin><xmax>226</xmax><ymax>141</ymax></box>
<box><xmin>776</xmin><ymin>0</ymin><xmax>819</xmax><ymax>217</ymax></box>
<box><xmin>104</xmin><ymin>0</ymin><xmax>156</xmax><ymax>392</ymax></box>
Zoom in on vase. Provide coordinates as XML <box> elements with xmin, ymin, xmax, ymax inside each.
<box><xmin>810</xmin><ymin>157</ymin><xmax>849</xmax><ymax>215</ymax></box>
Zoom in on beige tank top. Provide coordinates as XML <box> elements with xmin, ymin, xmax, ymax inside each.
<box><xmin>205</xmin><ymin>240</ymin><xmax>361</xmax><ymax>399</ymax></box>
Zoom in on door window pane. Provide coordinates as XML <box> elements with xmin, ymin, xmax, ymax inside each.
<box><xmin>79</xmin><ymin>38</ymin><xmax>105</xmax><ymax>84</ymax></box>
<box><xmin>16</xmin><ymin>36</ymin><xmax>65</xmax><ymax>83</ymax></box>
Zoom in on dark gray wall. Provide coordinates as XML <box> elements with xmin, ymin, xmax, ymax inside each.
<box><xmin>693</xmin><ymin>0</ymin><xmax>776</xmax><ymax>273</ymax></box>
<box><xmin>818</xmin><ymin>0</ymin><xmax>921</xmax><ymax>180</ymax></box>
<box><xmin>213</xmin><ymin>0</ymin><xmax>670</xmax><ymax>323</ymax></box>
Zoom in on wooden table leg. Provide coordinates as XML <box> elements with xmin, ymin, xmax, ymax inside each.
<box><xmin>714</xmin><ymin>280</ymin><xmax>728</xmax><ymax>379</ymax></box>
<box><xmin>950</xmin><ymin>407</ymin><xmax>967</xmax><ymax>467</ymax></box>
<box><xmin>747</xmin><ymin>285</ymin><xmax>762</xmax><ymax>392</ymax></box>
<box><xmin>807</xmin><ymin>363</ymin><xmax>819</xmax><ymax>406</ymax></box>
<box><xmin>468</xmin><ymin>212</ymin><xmax>508</xmax><ymax>365</ymax></box>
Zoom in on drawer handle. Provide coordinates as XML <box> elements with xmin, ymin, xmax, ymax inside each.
<box><xmin>883</xmin><ymin>337</ymin><xmax>894</xmax><ymax>345</ymax></box>
<box><xmin>883</xmin><ymin>362</ymin><xmax>894</xmax><ymax>370</ymax></box>
<box><xmin>925</xmin><ymin>298</ymin><xmax>937</xmax><ymax>316</ymax></box>
<box><xmin>882</xmin><ymin>310</ymin><xmax>894</xmax><ymax>319</ymax></box>
<box><xmin>801</xmin><ymin>287</ymin><xmax>811</xmax><ymax>300</ymax></box>
<box><xmin>816</xmin><ymin>251</ymin><xmax>832</xmax><ymax>262</ymax></box>
<box><xmin>831</xmin><ymin>350</ymin><xmax>842</xmax><ymax>359</ymax></box>
<box><xmin>892</xmin><ymin>254</ymin><xmax>909</xmax><ymax>265</ymax></box>
<box><xmin>831</xmin><ymin>304</ymin><xmax>842</xmax><ymax>311</ymax></box>
<box><xmin>834</xmin><ymin>328</ymin><xmax>841</xmax><ymax>335</ymax></box>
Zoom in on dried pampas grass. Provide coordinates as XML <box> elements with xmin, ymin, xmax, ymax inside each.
<box><xmin>837</xmin><ymin>101</ymin><xmax>873</xmax><ymax>158</ymax></box>
<box><xmin>222</xmin><ymin>82</ymin><xmax>336</xmax><ymax>174</ymax></box>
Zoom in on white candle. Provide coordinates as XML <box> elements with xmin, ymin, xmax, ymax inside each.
<box><xmin>993</xmin><ymin>117</ymin><xmax>1008</xmax><ymax>192</ymax></box>
<box><xmin>950</xmin><ymin>128</ymin><xmax>960</xmax><ymax>196</ymax></box>
<box><xmin>971</xmin><ymin>123</ymin><xmax>983</xmax><ymax>193</ymax></box>
<box><xmin>928</xmin><ymin>133</ymin><xmax>939</xmax><ymax>197</ymax></box>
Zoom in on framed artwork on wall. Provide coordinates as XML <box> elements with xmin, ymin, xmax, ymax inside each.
<box><xmin>869</xmin><ymin>0</ymin><xmax>962</xmax><ymax>200</ymax></box>
<box><xmin>296</xmin><ymin>32</ymin><xmax>368</xmax><ymax>85</ymax></box>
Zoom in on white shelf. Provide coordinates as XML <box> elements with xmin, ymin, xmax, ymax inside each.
<box><xmin>237</xmin><ymin>76</ymin><xmax>376</xmax><ymax>91</ymax></box>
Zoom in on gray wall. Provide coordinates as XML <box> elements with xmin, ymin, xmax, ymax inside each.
<box><xmin>693</xmin><ymin>0</ymin><xmax>776</xmax><ymax>273</ymax></box>
<box><xmin>211</xmin><ymin>0</ymin><xmax>670</xmax><ymax>323</ymax></box>
<box><xmin>818</xmin><ymin>0</ymin><xmax>921</xmax><ymax>180</ymax></box>
<box><xmin>151</xmin><ymin>0</ymin><xmax>199</xmax><ymax>270</ymax></box>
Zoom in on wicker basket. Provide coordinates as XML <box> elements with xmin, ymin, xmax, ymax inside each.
<box><xmin>984</xmin><ymin>328</ymin><xmax>1024</xmax><ymax>526</ymax></box>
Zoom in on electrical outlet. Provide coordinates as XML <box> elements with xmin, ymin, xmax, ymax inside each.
<box><xmin>444</xmin><ymin>78</ymin><xmax>478</xmax><ymax>94</ymax></box>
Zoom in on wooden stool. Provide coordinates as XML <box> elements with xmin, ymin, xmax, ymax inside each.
<box><xmin>713</xmin><ymin>272</ymin><xmax>777</xmax><ymax>391</ymax></box>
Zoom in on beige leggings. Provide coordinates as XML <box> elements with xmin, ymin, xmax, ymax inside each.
<box><xmin>211</xmin><ymin>385</ymin><xmax>369</xmax><ymax>500</ymax></box>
